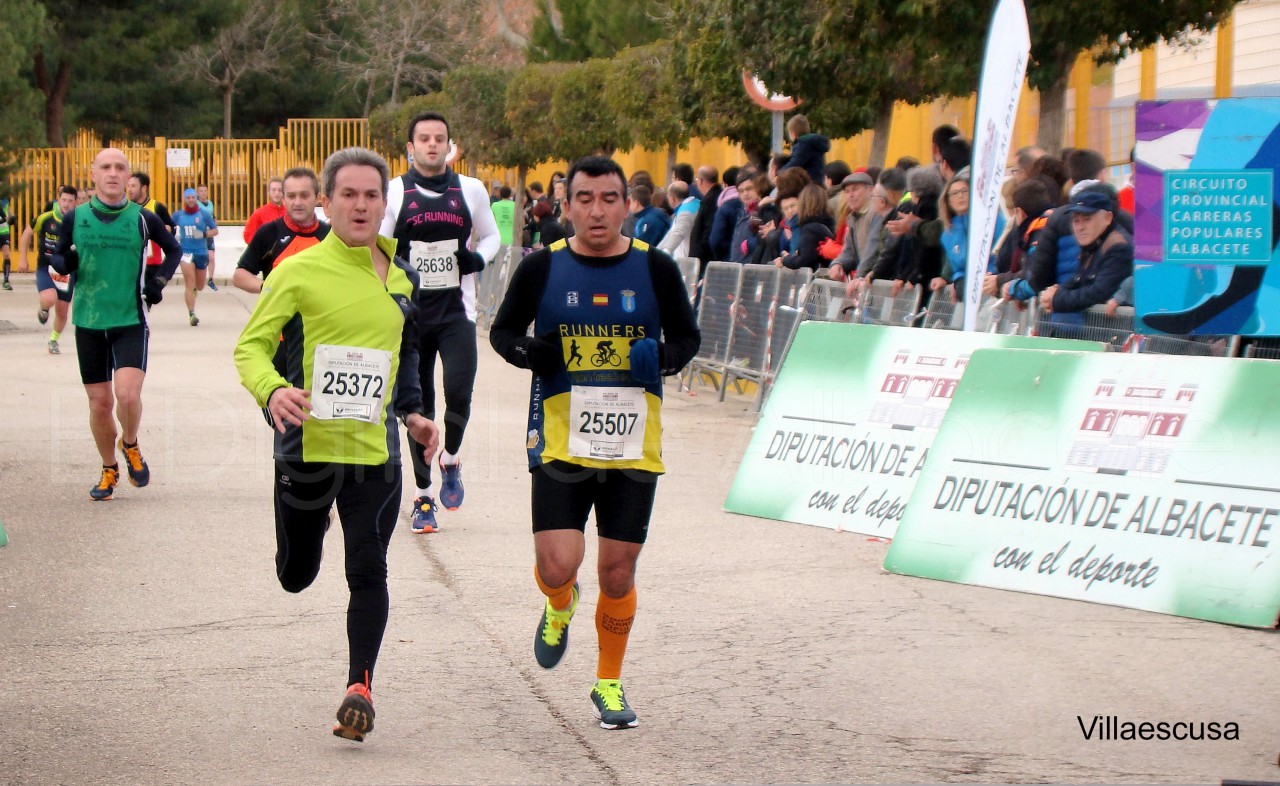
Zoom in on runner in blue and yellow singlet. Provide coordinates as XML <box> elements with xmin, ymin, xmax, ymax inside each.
<box><xmin>491</xmin><ymin>156</ymin><xmax>700</xmax><ymax>731</ymax></box>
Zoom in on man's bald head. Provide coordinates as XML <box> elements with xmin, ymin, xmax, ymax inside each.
<box><xmin>93</xmin><ymin>148</ymin><xmax>130</xmax><ymax>203</ymax></box>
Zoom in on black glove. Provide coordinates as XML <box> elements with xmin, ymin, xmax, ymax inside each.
<box><xmin>456</xmin><ymin>249</ymin><xmax>485</xmax><ymax>275</ymax></box>
<box><xmin>521</xmin><ymin>331</ymin><xmax>564</xmax><ymax>377</ymax></box>
<box><xmin>143</xmin><ymin>275</ymin><xmax>166</xmax><ymax>306</ymax></box>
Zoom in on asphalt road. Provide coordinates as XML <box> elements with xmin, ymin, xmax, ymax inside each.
<box><xmin>1</xmin><ymin>271</ymin><xmax>1277</xmax><ymax>785</ymax></box>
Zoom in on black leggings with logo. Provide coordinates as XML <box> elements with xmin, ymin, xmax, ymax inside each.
<box><xmin>410</xmin><ymin>318</ymin><xmax>477</xmax><ymax>490</ymax></box>
<box><xmin>274</xmin><ymin>460</ymin><xmax>400</xmax><ymax>688</ymax></box>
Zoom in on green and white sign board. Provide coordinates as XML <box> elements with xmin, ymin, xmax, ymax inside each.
<box><xmin>885</xmin><ymin>349</ymin><xmax>1280</xmax><ymax>628</ymax></box>
<box><xmin>724</xmin><ymin>323</ymin><xmax>1102</xmax><ymax>537</ymax></box>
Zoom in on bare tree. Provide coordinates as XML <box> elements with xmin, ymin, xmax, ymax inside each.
<box><xmin>182</xmin><ymin>1</ymin><xmax>293</xmax><ymax>139</ymax></box>
<box><xmin>314</xmin><ymin>0</ymin><xmax>478</xmax><ymax>116</ymax></box>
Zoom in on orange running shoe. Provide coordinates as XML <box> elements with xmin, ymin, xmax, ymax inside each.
<box><xmin>333</xmin><ymin>681</ymin><xmax>375</xmax><ymax>741</ymax></box>
<box><xmin>90</xmin><ymin>465</ymin><xmax>119</xmax><ymax>501</ymax></box>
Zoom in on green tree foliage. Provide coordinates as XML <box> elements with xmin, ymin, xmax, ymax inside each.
<box><xmin>312</xmin><ymin>0</ymin><xmax>479</xmax><ymax>116</ymax></box>
<box><xmin>0</xmin><ymin>0</ymin><xmax>46</xmax><ymax>197</ymax></box>
<box><xmin>606</xmin><ymin>42</ymin><xmax>689</xmax><ymax>157</ymax></box>
<box><xmin>667</xmin><ymin>9</ymin><xmax>771</xmax><ymax>165</ymax></box>
<box><xmin>182</xmin><ymin>0</ymin><xmax>294</xmax><ymax>140</ymax></box>
<box><xmin>32</xmin><ymin>0</ymin><xmax>224</xmax><ymax>145</ymax></box>
<box><xmin>443</xmin><ymin>66</ymin><xmax>526</xmax><ymax>169</ymax></box>
<box><xmin>549</xmin><ymin>60</ymin><xmax>625</xmax><ymax>159</ymax></box>
<box><xmin>528</xmin><ymin>0</ymin><xmax>667</xmax><ymax>62</ymax></box>
<box><xmin>719</xmin><ymin>0</ymin><xmax>987</xmax><ymax>166</ymax></box>
<box><xmin>1025</xmin><ymin>0</ymin><xmax>1241</xmax><ymax>151</ymax></box>
<box><xmin>505</xmin><ymin>61</ymin><xmax>573</xmax><ymax>168</ymax></box>
<box><xmin>444</xmin><ymin>65</ymin><xmax>539</xmax><ymax>213</ymax></box>
<box><xmin>0</xmin><ymin>2</ymin><xmax>45</xmax><ymax>147</ymax></box>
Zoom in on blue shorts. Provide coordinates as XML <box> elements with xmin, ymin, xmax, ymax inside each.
<box><xmin>183</xmin><ymin>253</ymin><xmax>210</xmax><ymax>271</ymax></box>
<box><xmin>36</xmin><ymin>263</ymin><xmax>74</xmax><ymax>302</ymax></box>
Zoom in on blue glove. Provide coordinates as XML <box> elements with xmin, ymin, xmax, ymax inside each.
<box><xmin>629</xmin><ymin>338</ymin><xmax>660</xmax><ymax>384</ymax></box>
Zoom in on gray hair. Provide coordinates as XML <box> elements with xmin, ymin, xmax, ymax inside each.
<box><xmin>907</xmin><ymin>166</ymin><xmax>944</xmax><ymax>198</ymax></box>
<box><xmin>322</xmin><ymin>147</ymin><xmax>390</xmax><ymax>200</ymax></box>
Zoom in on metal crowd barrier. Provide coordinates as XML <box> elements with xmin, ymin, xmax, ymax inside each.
<box><xmin>472</xmin><ymin>254</ymin><xmax>1280</xmax><ymax>413</ymax></box>
<box><xmin>675</xmin><ymin>257</ymin><xmax>700</xmax><ymax>303</ymax></box>
<box><xmin>862</xmin><ymin>280</ymin><xmax>923</xmax><ymax>327</ymax></box>
<box><xmin>920</xmin><ymin>291</ymin><xmax>965</xmax><ymax>331</ymax></box>
<box><xmin>1244</xmin><ymin>338</ymin><xmax>1280</xmax><ymax>359</ymax></box>
<box><xmin>683</xmin><ymin>261</ymin><xmax>744</xmax><ymax>393</ymax></box>
<box><xmin>1033</xmin><ymin>305</ymin><xmax>1238</xmax><ymax>356</ymax></box>
<box><xmin>474</xmin><ymin>245</ymin><xmax>520</xmax><ymax>330</ymax></box>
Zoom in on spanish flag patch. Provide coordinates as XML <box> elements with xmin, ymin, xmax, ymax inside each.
<box><xmin>592</xmin><ymin>293</ymin><xmax>609</xmax><ymax>306</ymax></box>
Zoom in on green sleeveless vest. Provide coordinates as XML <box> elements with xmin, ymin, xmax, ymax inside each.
<box><xmin>71</xmin><ymin>199</ymin><xmax>146</xmax><ymax>330</ymax></box>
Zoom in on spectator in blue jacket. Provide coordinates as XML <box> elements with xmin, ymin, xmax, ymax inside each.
<box><xmin>932</xmin><ymin>167</ymin><xmax>1004</xmax><ymax>300</ymax></box>
<box><xmin>629</xmin><ymin>183</ymin><xmax>671</xmax><ymax>247</ymax></box>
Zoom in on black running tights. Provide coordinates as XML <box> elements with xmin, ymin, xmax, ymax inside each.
<box><xmin>274</xmin><ymin>460</ymin><xmax>400</xmax><ymax>688</ymax></box>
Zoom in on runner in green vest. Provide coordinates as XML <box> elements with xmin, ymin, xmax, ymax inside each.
<box><xmin>50</xmin><ymin>148</ymin><xmax>183</xmax><ymax>501</ymax></box>
<box><xmin>492</xmin><ymin>186</ymin><xmax>516</xmax><ymax>246</ymax></box>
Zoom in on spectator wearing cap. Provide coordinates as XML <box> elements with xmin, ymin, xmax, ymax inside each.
<box><xmin>827</xmin><ymin>172</ymin><xmax>875</xmax><ymax>282</ymax></box>
<box><xmin>1037</xmin><ymin>188</ymin><xmax>1133</xmax><ymax>323</ymax></box>
<box><xmin>777</xmin><ymin>114</ymin><xmax>830</xmax><ymax>186</ymax></box>
<box><xmin>1006</xmin><ymin>178</ymin><xmax>1133</xmax><ymax>305</ymax></box>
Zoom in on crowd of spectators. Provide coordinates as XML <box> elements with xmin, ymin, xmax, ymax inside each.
<box><xmin>512</xmin><ymin>118</ymin><xmax>1135</xmax><ymax>329</ymax></box>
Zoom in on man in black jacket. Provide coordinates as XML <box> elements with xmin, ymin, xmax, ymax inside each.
<box><xmin>688</xmin><ymin>165</ymin><xmax>725</xmax><ymax>268</ymax></box>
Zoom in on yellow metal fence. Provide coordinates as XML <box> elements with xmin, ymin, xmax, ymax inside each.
<box><xmin>6</xmin><ymin>119</ymin><xmax>373</xmax><ymax>230</ymax></box>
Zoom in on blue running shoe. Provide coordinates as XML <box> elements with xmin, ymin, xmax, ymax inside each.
<box><xmin>118</xmin><ymin>439</ymin><xmax>150</xmax><ymax>487</ymax></box>
<box><xmin>410</xmin><ymin>496</ymin><xmax>438</xmax><ymax>534</ymax></box>
<box><xmin>206</xmin><ymin>279</ymin><xmax>218</xmax><ymax>291</ymax></box>
<box><xmin>438</xmin><ymin>461</ymin><xmax>464</xmax><ymax>511</ymax></box>
<box><xmin>534</xmin><ymin>582</ymin><xmax>578</xmax><ymax>669</ymax></box>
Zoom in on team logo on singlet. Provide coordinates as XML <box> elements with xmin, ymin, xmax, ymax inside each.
<box><xmin>448</xmin><ymin>197</ymin><xmax>462</xmax><ymax>210</ymax></box>
<box><xmin>621</xmin><ymin>289</ymin><xmax>636</xmax><ymax>313</ymax></box>
<box><xmin>567</xmin><ymin>291</ymin><xmax>579</xmax><ymax>306</ymax></box>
